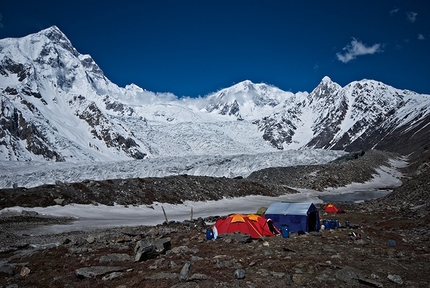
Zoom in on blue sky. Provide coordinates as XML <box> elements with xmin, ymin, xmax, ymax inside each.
<box><xmin>1</xmin><ymin>0</ymin><xmax>429</xmax><ymax>97</ymax></box>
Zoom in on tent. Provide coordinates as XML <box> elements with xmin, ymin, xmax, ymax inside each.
<box><xmin>264</xmin><ymin>202</ymin><xmax>321</xmax><ymax>233</ymax></box>
<box><xmin>214</xmin><ymin>214</ymin><xmax>274</xmax><ymax>239</ymax></box>
<box><xmin>256</xmin><ymin>206</ymin><xmax>268</xmax><ymax>215</ymax></box>
<box><xmin>324</xmin><ymin>203</ymin><xmax>339</xmax><ymax>213</ymax></box>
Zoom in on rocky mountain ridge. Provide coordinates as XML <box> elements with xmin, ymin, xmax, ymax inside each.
<box><xmin>1</xmin><ymin>26</ymin><xmax>429</xmax><ymax>163</ymax></box>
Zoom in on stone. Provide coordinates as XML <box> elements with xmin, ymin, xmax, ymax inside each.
<box><xmin>270</xmin><ymin>271</ymin><xmax>285</xmax><ymax>278</ymax></box>
<box><xmin>171</xmin><ymin>245</ymin><xmax>191</xmax><ymax>254</ymax></box>
<box><xmin>189</xmin><ymin>273</ymin><xmax>209</xmax><ymax>280</ymax></box>
<box><xmin>148</xmin><ymin>272</ymin><xmax>178</xmax><ymax>280</ymax></box>
<box><xmin>0</xmin><ymin>263</ymin><xmax>16</xmax><ymax>277</ymax></box>
<box><xmin>178</xmin><ymin>261</ymin><xmax>192</xmax><ymax>281</ymax></box>
<box><xmin>234</xmin><ymin>269</ymin><xmax>246</xmax><ymax>279</ymax></box>
<box><xmin>86</xmin><ymin>236</ymin><xmax>95</xmax><ymax>244</ymax></box>
<box><xmin>388</xmin><ymin>274</ymin><xmax>403</xmax><ymax>285</ymax></box>
<box><xmin>358</xmin><ymin>277</ymin><xmax>384</xmax><ymax>288</ymax></box>
<box><xmin>75</xmin><ymin>266</ymin><xmax>127</xmax><ymax>279</ymax></box>
<box><xmin>99</xmin><ymin>253</ymin><xmax>132</xmax><ymax>263</ymax></box>
<box><xmin>292</xmin><ymin>274</ymin><xmax>307</xmax><ymax>285</ymax></box>
<box><xmin>54</xmin><ymin>198</ymin><xmax>64</xmax><ymax>205</ymax></box>
<box><xmin>20</xmin><ymin>266</ymin><xmax>30</xmax><ymax>277</ymax></box>
<box><xmin>134</xmin><ymin>244</ymin><xmax>158</xmax><ymax>262</ymax></box>
<box><xmin>102</xmin><ymin>271</ymin><xmax>124</xmax><ymax>281</ymax></box>
<box><xmin>121</xmin><ymin>227</ymin><xmax>141</xmax><ymax>237</ymax></box>
<box><xmin>335</xmin><ymin>266</ymin><xmax>363</xmax><ymax>284</ymax></box>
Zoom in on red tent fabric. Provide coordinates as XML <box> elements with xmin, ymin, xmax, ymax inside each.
<box><xmin>246</xmin><ymin>214</ymin><xmax>275</xmax><ymax>237</ymax></box>
<box><xmin>214</xmin><ymin>214</ymin><xmax>274</xmax><ymax>239</ymax></box>
<box><xmin>324</xmin><ymin>203</ymin><xmax>339</xmax><ymax>213</ymax></box>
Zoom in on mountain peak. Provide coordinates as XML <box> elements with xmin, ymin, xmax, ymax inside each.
<box><xmin>39</xmin><ymin>25</ymin><xmax>67</xmax><ymax>40</ymax></box>
<box><xmin>321</xmin><ymin>76</ymin><xmax>332</xmax><ymax>83</ymax></box>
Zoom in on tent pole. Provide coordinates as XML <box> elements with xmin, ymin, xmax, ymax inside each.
<box><xmin>161</xmin><ymin>206</ymin><xmax>168</xmax><ymax>223</ymax></box>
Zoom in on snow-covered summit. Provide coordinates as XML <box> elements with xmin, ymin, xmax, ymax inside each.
<box><xmin>1</xmin><ymin>27</ymin><xmax>430</xmax><ymax>164</ymax></box>
<box><xmin>204</xmin><ymin>80</ymin><xmax>298</xmax><ymax>119</ymax></box>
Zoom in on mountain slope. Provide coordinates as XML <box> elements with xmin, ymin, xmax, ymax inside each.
<box><xmin>1</xmin><ymin>26</ymin><xmax>429</xmax><ymax>162</ymax></box>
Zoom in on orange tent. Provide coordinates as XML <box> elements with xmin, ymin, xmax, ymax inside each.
<box><xmin>214</xmin><ymin>214</ymin><xmax>274</xmax><ymax>239</ymax></box>
<box><xmin>324</xmin><ymin>203</ymin><xmax>339</xmax><ymax>213</ymax></box>
<box><xmin>246</xmin><ymin>214</ymin><xmax>276</xmax><ymax>237</ymax></box>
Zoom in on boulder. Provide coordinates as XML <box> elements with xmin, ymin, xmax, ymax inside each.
<box><xmin>75</xmin><ymin>266</ymin><xmax>128</xmax><ymax>279</ymax></box>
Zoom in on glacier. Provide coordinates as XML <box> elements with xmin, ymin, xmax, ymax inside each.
<box><xmin>0</xmin><ymin>149</ymin><xmax>346</xmax><ymax>189</ymax></box>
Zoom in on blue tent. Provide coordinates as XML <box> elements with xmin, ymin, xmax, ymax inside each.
<box><xmin>264</xmin><ymin>202</ymin><xmax>320</xmax><ymax>233</ymax></box>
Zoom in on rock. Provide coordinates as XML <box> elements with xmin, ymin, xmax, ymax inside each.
<box><xmin>154</xmin><ymin>237</ymin><xmax>171</xmax><ymax>253</ymax></box>
<box><xmin>99</xmin><ymin>253</ymin><xmax>132</xmax><ymax>263</ymax></box>
<box><xmin>86</xmin><ymin>236</ymin><xmax>95</xmax><ymax>244</ymax></box>
<box><xmin>271</xmin><ymin>271</ymin><xmax>285</xmax><ymax>278</ymax></box>
<box><xmin>292</xmin><ymin>274</ymin><xmax>307</xmax><ymax>285</ymax></box>
<box><xmin>234</xmin><ymin>269</ymin><xmax>246</xmax><ymax>279</ymax></box>
<box><xmin>121</xmin><ymin>227</ymin><xmax>141</xmax><ymax>237</ymax></box>
<box><xmin>388</xmin><ymin>274</ymin><xmax>403</xmax><ymax>285</ymax></box>
<box><xmin>134</xmin><ymin>244</ymin><xmax>158</xmax><ymax>262</ymax></box>
<box><xmin>75</xmin><ymin>266</ymin><xmax>127</xmax><ymax>279</ymax></box>
<box><xmin>115</xmin><ymin>235</ymin><xmax>132</xmax><ymax>243</ymax></box>
<box><xmin>134</xmin><ymin>238</ymin><xmax>171</xmax><ymax>262</ymax></box>
<box><xmin>54</xmin><ymin>198</ymin><xmax>64</xmax><ymax>205</ymax></box>
<box><xmin>20</xmin><ymin>266</ymin><xmax>30</xmax><ymax>277</ymax></box>
<box><xmin>168</xmin><ymin>260</ymin><xmax>178</xmax><ymax>268</ymax></box>
<box><xmin>102</xmin><ymin>271</ymin><xmax>124</xmax><ymax>281</ymax></box>
<box><xmin>171</xmin><ymin>245</ymin><xmax>191</xmax><ymax>255</ymax></box>
<box><xmin>0</xmin><ymin>263</ymin><xmax>16</xmax><ymax>277</ymax></box>
<box><xmin>62</xmin><ymin>238</ymin><xmax>72</xmax><ymax>245</ymax></box>
<box><xmin>148</xmin><ymin>272</ymin><xmax>178</xmax><ymax>280</ymax></box>
<box><xmin>189</xmin><ymin>273</ymin><xmax>209</xmax><ymax>280</ymax></box>
<box><xmin>21</xmin><ymin>210</ymin><xmax>38</xmax><ymax>217</ymax></box>
<box><xmin>219</xmin><ymin>232</ymin><xmax>252</xmax><ymax>244</ymax></box>
<box><xmin>178</xmin><ymin>261</ymin><xmax>192</xmax><ymax>281</ymax></box>
<box><xmin>358</xmin><ymin>277</ymin><xmax>384</xmax><ymax>287</ymax></box>
<box><xmin>335</xmin><ymin>266</ymin><xmax>363</xmax><ymax>284</ymax></box>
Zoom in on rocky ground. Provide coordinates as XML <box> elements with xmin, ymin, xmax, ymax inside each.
<box><xmin>0</xmin><ymin>148</ymin><xmax>429</xmax><ymax>287</ymax></box>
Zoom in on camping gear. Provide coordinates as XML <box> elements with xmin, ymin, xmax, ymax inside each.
<box><xmin>324</xmin><ymin>203</ymin><xmax>339</xmax><ymax>213</ymax></box>
<box><xmin>281</xmin><ymin>225</ymin><xmax>289</xmax><ymax>238</ymax></box>
<box><xmin>330</xmin><ymin>219</ymin><xmax>337</xmax><ymax>229</ymax></box>
<box><xmin>206</xmin><ymin>228</ymin><xmax>214</xmax><ymax>240</ymax></box>
<box><xmin>214</xmin><ymin>214</ymin><xmax>274</xmax><ymax>239</ymax></box>
<box><xmin>264</xmin><ymin>202</ymin><xmax>321</xmax><ymax>233</ymax></box>
<box><xmin>345</xmin><ymin>221</ymin><xmax>350</xmax><ymax>227</ymax></box>
<box><xmin>256</xmin><ymin>206</ymin><xmax>268</xmax><ymax>216</ymax></box>
<box><xmin>323</xmin><ymin>220</ymin><xmax>330</xmax><ymax>229</ymax></box>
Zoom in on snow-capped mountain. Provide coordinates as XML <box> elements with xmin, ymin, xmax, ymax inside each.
<box><xmin>1</xmin><ymin>26</ymin><xmax>429</xmax><ymax>163</ymax></box>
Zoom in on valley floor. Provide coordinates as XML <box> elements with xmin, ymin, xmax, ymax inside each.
<box><xmin>0</xmin><ymin>148</ymin><xmax>429</xmax><ymax>287</ymax></box>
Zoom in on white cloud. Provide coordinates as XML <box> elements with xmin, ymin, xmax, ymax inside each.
<box><xmin>336</xmin><ymin>38</ymin><xmax>383</xmax><ymax>63</ymax></box>
<box><xmin>406</xmin><ymin>11</ymin><xmax>418</xmax><ymax>23</ymax></box>
<box><xmin>389</xmin><ymin>8</ymin><xmax>399</xmax><ymax>15</ymax></box>
<box><xmin>418</xmin><ymin>34</ymin><xmax>425</xmax><ymax>40</ymax></box>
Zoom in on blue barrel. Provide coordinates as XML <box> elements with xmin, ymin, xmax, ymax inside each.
<box><xmin>324</xmin><ymin>220</ymin><xmax>330</xmax><ymax>229</ymax></box>
<box><xmin>345</xmin><ymin>221</ymin><xmax>350</xmax><ymax>227</ymax></box>
<box><xmin>330</xmin><ymin>219</ymin><xmax>336</xmax><ymax>229</ymax></box>
<box><xmin>281</xmin><ymin>225</ymin><xmax>289</xmax><ymax>238</ymax></box>
<box><xmin>206</xmin><ymin>228</ymin><xmax>213</xmax><ymax>240</ymax></box>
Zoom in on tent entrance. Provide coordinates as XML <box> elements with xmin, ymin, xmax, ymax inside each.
<box><xmin>308</xmin><ymin>211</ymin><xmax>318</xmax><ymax>232</ymax></box>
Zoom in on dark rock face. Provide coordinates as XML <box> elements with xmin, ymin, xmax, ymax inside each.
<box><xmin>0</xmin><ymin>101</ymin><xmax>65</xmax><ymax>161</ymax></box>
<box><xmin>254</xmin><ymin>113</ymin><xmax>297</xmax><ymax>149</ymax></box>
<box><xmin>75</xmin><ymin>102</ymin><xmax>146</xmax><ymax>160</ymax></box>
<box><xmin>0</xmin><ymin>57</ymin><xmax>30</xmax><ymax>81</ymax></box>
